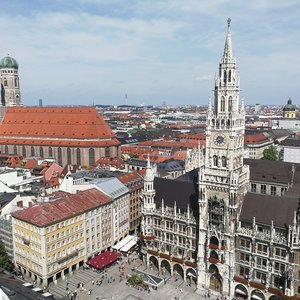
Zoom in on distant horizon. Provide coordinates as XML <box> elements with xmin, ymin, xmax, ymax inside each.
<box><xmin>1</xmin><ymin>0</ymin><xmax>299</xmax><ymax>106</ymax></box>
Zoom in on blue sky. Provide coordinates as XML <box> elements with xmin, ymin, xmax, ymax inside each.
<box><xmin>1</xmin><ymin>0</ymin><xmax>299</xmax><ymax>106</ymax></box>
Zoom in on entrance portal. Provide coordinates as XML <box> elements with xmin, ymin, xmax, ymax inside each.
<box><xmin>209</xmin><ymin>274</ymin><xmax>222</xmax><ymax>293</ymax></box>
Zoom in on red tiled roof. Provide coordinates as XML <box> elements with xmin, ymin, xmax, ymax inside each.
<box><xmin>244</xmin><ymin>133</ymin><xmax>271</xmax><ymax>144</ymax></box>
<box><xmin>118</xmin><ymin>172</ymin><xmax>143</xmax><ymax>191</ymax></box>
<box><xmin>0</xmin><ymin>138</ymin><xmax>120</xmax><ymax>147</ymax></box>
<box><xmin>94</xmin><ymin>157</ymin><xmax>124</xmax><ymax>169</ymax></box>
<box><xmin>172</xmin><ymin>151</ymin><xmax>187</xmax><ymax>161</ymax></box>
<box><xmin>0</xmin><ymin>107</ymin><xmax>120</xmax><ymax>147</ymax></box>
<box><xmin>12</xmin><ymin>188</ymin><xmax>112</xmax><ymax>227</ymax></box>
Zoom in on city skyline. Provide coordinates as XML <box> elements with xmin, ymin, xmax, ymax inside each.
<box><xmin>1</xmin><ymin>0</ymin><xmax>299</xmax><ymax>106</ymax></box>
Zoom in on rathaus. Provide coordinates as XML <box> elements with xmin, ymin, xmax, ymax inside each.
<box><xmin>141</xmin><ymin>19</ymin><xmax>300</xmax><ymax>299</ymax></box>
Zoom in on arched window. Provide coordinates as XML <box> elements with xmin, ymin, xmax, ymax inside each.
<box><xmin>213</xmin><ymin>155</ymin><xmax>218</xmax><ymax>167</ymax></box>
<box><xmin>22</xmin><ymin>146</ymin><xmax>26</xmax><ymax>157</ymax></box>
<box><xmin>13</xmin><ymin>145</ymin><xmax>17</xmax><ymax>155</ymax></box>
<box><xmin>31</xmin><ymin>146</ymin><xmax>35</xmax><ymax>157</ymax></box>
<box><xmin>49</xmin><ymin>147</ymin><xmax>53</xmax><ymax>157</ymax></box>
<box><xmin>39</xmin><ymin>146</ymin><xmax>44</xmax><ymax>158</ymax></box>
<box><xmin>58</xmin><ymin>147</ymin><xmax>62</xmax><ymax>166</ymax></box>
<box><xmin>228</xmin><ymin>70</ymin><xmax>231</xmax><ymax>82</ymax></box>
<box><xmin>221</xmin><ymin>96</ymin><xmax>225</xmax><ymax>112</ymax></box>
<box><xmin>223</xmin><ymin>70</ymin><xmax>227</xmax><ymax>84</ymax></box>
<box><xmin>105</xmin><ymin>147</ymin><xmax>110</xmax><ymax>157</ymax></box>
<box><xmin>4</xmin><ymin>145</ymin><xmax>8</xmax><ymax>154</ymax></box>
<box><xmin>67</xmin><ymin>147</ymin><xmax>72</xmax><ymax>165</ymax></box>
<box><xmin>3</xmin><ymin>78</ymin><xmax>7</xmax><ymax>87</ymax></box>
<box><xmin>15</xmin><ymin>78</ymin><xmax>18</xmax><ymax>87</ymax></box>
<box><xmin>76</xmin><ymin>148</ymin><xmax>81</xmax><ymax>166</ymax></box>
<box><xmin>89</xmin><ymin>148</ymin><xmax>95</xmax><ymax>165</ymax></box>
<box><xmin>228</xmin><ymin>96</ymin><xmax>233</xmax><ymax>112</ymax></box>
<box><xmin>222</xmin><ymin>156</ymin><xmax>226</xmax><ymax>167</ymax></box>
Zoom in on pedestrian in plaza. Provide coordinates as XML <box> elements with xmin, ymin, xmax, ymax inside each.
<box><xmin>92</xmin><ymin>280</ymin><xmax>94</xmax><ymax>285</ymax></box>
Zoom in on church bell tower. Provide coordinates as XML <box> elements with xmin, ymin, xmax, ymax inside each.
<box><xmin>197</xmin><ymin>19</ymin><xmax>250</xmax><ymax>296</ymax></box>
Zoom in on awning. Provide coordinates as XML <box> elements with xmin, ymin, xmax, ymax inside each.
<box><xmin>86</xmin><ymin>251</ymin><xmax>121</xmax><ymax>270</ymax></box>
<box><xmin>120</xmin><ymin>237</ymin><xmax>138</xmax><ymax>252</ymax></box>
<box><xmin>236</xmin><ymin>288</ymin><xmax>247</xmax><ymax>296</ymax></box>
<box><xmin>251</xmin><ymin>293</ymin><xmax>264</xmax><ymax>300</ymax></box>
<box><xmin>22</xmin><ymin>282</ymin><xmax>33</xmax><ymax>287</ymax></box>
<box><xmin>42</xmin><ymin>292</ymin><xmax>53</xmax><ymax>297</ymax></box>
<box><xmin>112</xmin><ymin>235</ymin><xmax>137</xmax><ymax>252</ymax></box>
<box><xmin>187</xmin><ymin>272</ymin><xmax>197</xmax><ymax>278</ymax></box>
<box><xmin>32</xmin><ymin>287</ymin><xmax>43</xmax><ymax>292</ymax></box>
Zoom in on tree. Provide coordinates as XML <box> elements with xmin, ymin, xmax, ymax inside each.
<box><xmin>262</xmin><ymin>145</ymin><xmax>278</xmax><ymax>161</ymax></box>
<box><xmin>0</xmin><ymin>241</ymin><xmax>13</xmax><ymax>271</ymax></box>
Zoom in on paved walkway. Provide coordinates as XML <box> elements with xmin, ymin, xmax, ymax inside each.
<box><xmin>48</xmin><ymin>254</ymin><xmax>208</xmax><ymax>300</ymax></box>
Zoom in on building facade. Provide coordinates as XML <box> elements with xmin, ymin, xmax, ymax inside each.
<box><xmin>140</xmin><ymin>20</ymin><xmax>300</xmax><ymax>299</ymax></box>
<box><xmin>11</xmin><ymin>189</ymin><xmax>112</xmax><ymax>287</ymax></box>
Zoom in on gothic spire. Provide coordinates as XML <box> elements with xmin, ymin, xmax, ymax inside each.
<box><xmin>223</xmin><ymin>18</ymin><xmax>233</xmax><ymax>62</ymax></box>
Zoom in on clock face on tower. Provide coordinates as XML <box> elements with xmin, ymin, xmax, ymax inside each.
<box><xmin>214</xmin><ymin>133</ymin><xmax>226</xmax><ymax>146</ymax></box>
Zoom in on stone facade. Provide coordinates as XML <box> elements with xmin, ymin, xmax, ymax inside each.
<box><xmin>140</xmin><ymin>20</ymin><xmax>300</xmax><ymax>299</ymax></box>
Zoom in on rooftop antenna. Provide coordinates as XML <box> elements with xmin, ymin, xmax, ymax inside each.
<box><xmin>125</xmin><ymin>93</ymin><xmax>128</xmax><ymax>106</ymax></box>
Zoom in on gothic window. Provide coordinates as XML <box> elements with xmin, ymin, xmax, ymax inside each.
<box><xmin>105</xmin><ymin>147</ymin><xmax>110</xmax><ymax>157</ymax></box>
<box><xmin>76</xmin><ymin>148</ymin><xmax>81</xmax><ymax>165</ymax></box>
<box><xmin>271</xmin><ymin>186</ymin><xmax>277</xmax><ymax>195</ymax></box>
<box><xmin>221</xmin><ymin>96</ymin><xmax>225</xmax><ymax>112</ymax></box>
<box><xmin>221</xmin><ymin>156</ymin><xmax>226</xmax><ymax>167</ymax></box>
<box><xmin>39</xmin><ymin>147</ymin><xmax>44</xmax><ymax>158</ymax></box>
<box><xmin>209</xmin><ymin>250</ymin><xmax>219</xmax><ymax>260</ymax></box>
<box><xmin>228</xmin><ymin>96</ymin><xmax>233</xmax><ymax>111</ymax></box>
<box><xmin>13</xmin><ymin>145</ymin><xmax>17</xmax><ymax>155</ymax></box>
<box><xmin>15</xmin><ymin>78</ymin><xmax>18</xmax><ymax>87</ymax></box>
<box><xmin>221</xmin><ymin>119</ymin><xmax>225</xmax><ymax>126</ymax></box>
<box><xmin>31</xmin><ymin>146</ymin><xmax>35</xmax><ymax>157</ymax></box>
<box><xmin>208</xmin><ymin>195</ymin><xmax>225</xmax><ymax>229</ymax></box>
<box><xmin>22</xmin><ymin>146</ymin><xmax>26</xmax><ymax>157</ymax></box>
<box><xmin>213</xmin><ymin>155</ymin><xmax>218</xmax><ymax>167</ymax></box>
<box><xmin>58</xmin><ymin>147</ymin><xmax>62</xmax><ymax>165</ymax></box>
<box><xmin>67</xmin><ymin>147</ymin><xmax>72</xmax><ymax>165</ymax></box>
<box><xmin>209</xmin><ymin>236</ymin><xmax>219</xmax><ymax>247</ymax></box>
<box><xmin>48</xmin><ymin>147</ymin><xmax>53</xmax><ymax>157</ymax></box>
<box><xmin>3</xmin><ymin>78</ymin><xmax>7</xmax><ymax>87</ymax></box>
<box><xmin>223</xmin><ymin>70</ymin><xmax>227</xmax><ymax>84</ymax></box>
<box><xmin>240</xmin><ymin>266</ymin><xmax>249</xmax><ymax>277</ymax></box>
<box><xmin>89</xmin><ymin>148</ymin><xmax>95</xmax><ymax>165</ymax></box>
<box><xmin>228</xmin><ymin>70</ymin><xmax>231</xmax><ymax>82</ymax></box>
<box><xmin>212</xmin><ymin>119</ymin><xmax>215</xmax><ymax>126</ymax></box>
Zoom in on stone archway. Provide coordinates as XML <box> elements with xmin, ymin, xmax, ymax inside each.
<box><xmin>208</xmin><ymin>264</ymin><xmax>222</xmax><ymax>293</ymax></box>
<box><xmin>209</xmin><ymin>274</ymin><xmax>222</xmax><ymax>293</ymax></box>
<box><xmin>173</xmin><ymin>264</ymin><xmax>184</xmax><ymax>280</ymax></box>
<box><xmin>234</xmin><ymin>284</ymin><xmax>248</xmax><ymax>299</ymax></box>
<box><xmin>186</xmin><ymin>268</ymin><xmax>197</xmax><ymax>285</ymax></box>
<box><xmin>251</xmin><ymin>289</ymin><xmax>265</xmax><ymax>300</ymax></box>
<box><xmin>149</xmin><ymin>256</ymin><xmax>159</xmax><ymax>271</ymax></box>
<box><xmin>161</xmin><ymin>259</ymin><xmax>171</xmax><ymax>276</ymax></box>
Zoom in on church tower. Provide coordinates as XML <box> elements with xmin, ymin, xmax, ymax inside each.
<box><xmin>0</xmin><ymin>55</ymin><xmax>22</xmax><ymax>106</ymax></box>
<box><xmin>197</xmin><ymin>19</ymin><xmax>249</xmax><ymax>296</ymax></box>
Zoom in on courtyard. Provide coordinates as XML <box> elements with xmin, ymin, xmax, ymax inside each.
<box><xmin>47</xmin><ymin>253</ymin><xmax>206</xmax><ymax>300</ymax></box>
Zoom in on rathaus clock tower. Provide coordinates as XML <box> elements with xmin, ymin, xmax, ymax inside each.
<box><xmin>197</xmin><ymin>19</ymin><xmax>249</xmax><ymax>295</ymax></box>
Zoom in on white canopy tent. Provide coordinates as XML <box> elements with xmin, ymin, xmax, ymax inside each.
<box><xmin>112</xmin><ymin>235</ymin><xmax>137</xmax><ymax>252</ymax></box>
<box><xmin>42</xmin><ymin>292</ymin><xmax>53</xmax><ymax>297</ymax></box>
<box><xmin>32</xmin><ymin>287</ymin><xmax>43</xmax><ymax>292</ymax></box>
<box><xmin>120</xmin><ymin>236</ymin><xmax>138</xmax><ymax>252</ymax></box>
<box><xmin>22</xmin><ymin>282</ymin><xmax>33</xmax><ymax>287</ymax></box>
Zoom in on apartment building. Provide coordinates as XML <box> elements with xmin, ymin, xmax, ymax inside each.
<box><xmin>11</xmin><ymin>188</ymin><xmax>112</xmax><ymax>287</ymax></box>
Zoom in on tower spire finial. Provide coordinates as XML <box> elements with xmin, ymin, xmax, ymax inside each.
<box><xmin>227</xmin><ymin>18</ymin><xmax>231</xmax><ymax>30</ymax></box>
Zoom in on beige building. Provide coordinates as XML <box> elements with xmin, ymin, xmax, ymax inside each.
<box><xmin>12</xmin><ymin>188</ymin><xmax>112</xmax><ymax>287</ymax></box>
